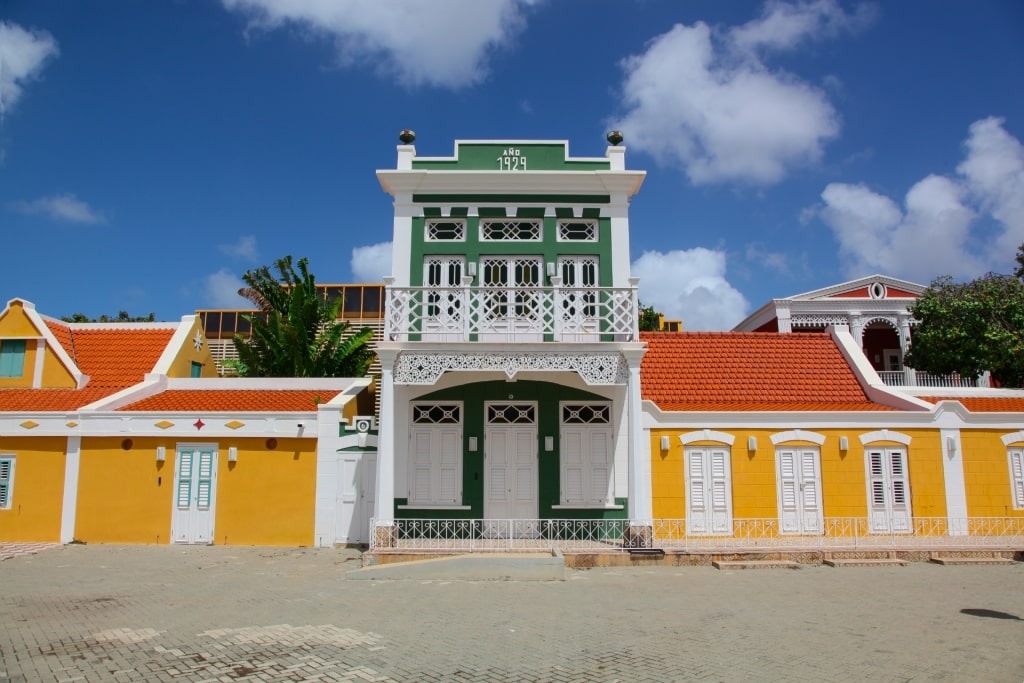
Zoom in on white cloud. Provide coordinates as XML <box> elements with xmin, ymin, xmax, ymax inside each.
<box><xmin>632</xmin><ymin>248</ymin><xmax>750</xmax><ymax>331</ymax></box>
<box><xmin>218</xmin><ymin>235</ymin><xmax>259</xmax><ymax>260</ymax></box>
<box><xmin>815</xmin><ymin>117</ymin><xmax>1024</xmax><ymax>282</ymax></box>
<box><xmin>0</xmin><ymin>21</ymin><xmax>59</xmax><ymax>118</ymax></box>
<box><xmin>9</xmin><ymin>193</ymin><xmax>105</xmax><ymax>224</ymax></box>
<box><xmin>745</xmin><ymin>242</ymin><xmax>793</xmax><ymax>274</ymax></box>
<box><xmin>351</xmin><ymin>242</ymin><xmax>391</xmax><ymax>282</ymax></box>
<box><xmin>204</xmin><ymin>269</ymin><xmax>251</xmax><ymax>308</ymax></box>
<box><xmin>609</xmin><ymin>1</ymin><xmax>873</xmax><ymax>185</ymax></box>
<box><xmin>221</xmin><ymin>0</ymin><xmax>538</xmax><ymax>89</ymax></box>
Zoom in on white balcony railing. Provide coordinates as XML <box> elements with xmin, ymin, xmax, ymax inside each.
<box><xmin>878</xmin><ymin>369</ymin><xmax>990</xmax><ymax>388</ymax></box>
<box><xmin>370</xmin><ymin>517</ymin><xmax>1024</xmax><ymax>553</ymax></box>
<box><xmin>384</xmin><ymin>285</ymin><xmax>639</xmax><ymax>343</ymax></box>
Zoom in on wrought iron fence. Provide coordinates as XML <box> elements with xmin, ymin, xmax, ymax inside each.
<box><xmin>369</xmin><ymin>517</ymin><xmax>1024</xmax><ymax>553</ymax></box>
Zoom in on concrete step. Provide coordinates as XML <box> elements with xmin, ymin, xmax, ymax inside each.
<box><xmin>824</xmin><ymin>557</ymin><xmax>908</xmax><ymax>567</ymax></box>
<box><xmin>712</xmin><ymin>559</ymin><xmax>801</xmax><ymax>570</ymax></box>
<box><xmin>347</xmin><ymin>551</ymin><xmax>565</xmax><ymax>581</ymax></box>
<box><xmin>928</xmin><ymin>555</ymin><xmax>1016</xmax><ymax>566</ymax></box>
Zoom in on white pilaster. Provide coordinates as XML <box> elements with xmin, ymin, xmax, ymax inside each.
<box><xmin>940</xmin><ymin>428</ymin><xmax>968</xmax><ymax>534</ymax></box>
<box><xmin>374</xmin><ymin>347</ymin><xmax>399</xmax><ymax>526</ymax></box>
<box><xmin>59</xmin><ymin>434</ymin><xmax>81</xmax><ymax>544</ymax></box>
<box><xmin>622</xmin><ymin>347</ymin><xmax>651</xmax><ymax>522</ymax></box>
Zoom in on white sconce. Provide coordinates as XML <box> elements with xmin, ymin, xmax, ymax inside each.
<box><xmin>839</xmin><ymin>436</ymin><xmax>849</xmax><ymax>452</ymax></box>
<box><xmin>156</xmin><ymin>446</ymin><xmax>166</xmax><ymax>463</ymax></box>
<box><xmin>546</xmin><ymin>262</ymin><xmax>557</xmax><ymax>277</ymax></box>
<box><xmin>747</xmin><ymin>436</ymin><xmax>757</xmax><ymax>452</ymax></box>
<box><xmin>228</xmin><ymin>447</ymin><xmax>238</xmax><ymax>463</ymax></box>
<box><xmin>946</xmin><ymin>436</ymin><xmax>956</xmax><ymax>457</ymax></box>
<box><xmin>544</xmin><ymin>436</ymin><xmax>554</xmax><ymax>452</ymax></box>
<box><xmin>660</xmin><ymin>436</ymin><xmax>670</xmax><ymax>452</ymax></box>
<box><xmin>468</xmin><ymin>436</ymin><xmax>478</xmax><ymax>452</ymax></box>
<box><xmin>466</xmin><ymin>262</ymin><xmax>477</xmax><ymax>277</ymax></box>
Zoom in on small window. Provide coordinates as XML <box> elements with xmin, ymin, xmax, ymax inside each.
<box><xmin>481</xmin><ymin>220</ymin><xmax>541</xmax><ymax>241</ymax></box>
<box><xmin>561</xmin><ymin>404</ymin><xmax>611</xmax><ymax>424</ymax></box>
<box><xmin>191</xmin><ymin>361</ymin><xmax>203</xmax><ymax>378</ymax></box>
<box><xmin>486</xmin><ymin>403</ymin><xmax>536</xmax><ymax>425</ymax></box>
<box><xmin>1009</xmin><ymin>448</ymin><xmax>1024</xmax><ymax>509</ymax></box>
<box><xmin>425</xmin><ymin>219</ymin><xmax>466</xmax><ymax>241</ymax></box>
<box><xmin>0</xmin><ymin>457</ymin><xmax>14</xmax><ymax>509</ymax></box>
<box><xmin>413</xmin><ymin>404</ymin><xmax>461</xmax><ymax>424</ymax></box>
<box><xmin>557</xmin><ymin>220</ymin><xmax>597</xmax><ymax>242</ymax></box>
<box><xmin>0</xmin><ymin>340</ymin><xmax>26</xmax><ymax>378</ymax></box>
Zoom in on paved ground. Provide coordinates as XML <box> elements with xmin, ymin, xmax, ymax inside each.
<box><xmin>1</xmin><ymin>544</ymin><xmax>1022</xmax><ymax>682</ymax></box>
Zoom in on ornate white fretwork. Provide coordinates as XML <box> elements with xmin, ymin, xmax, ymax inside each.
<box><xmin>393</xmin><ymin>351</ymin><xmax>628</xmax><ymax>385</ymax></box>
<box><xmin>791</xmin><ymin>314</ymin><xmax>849</xmax><ymax>327</ymax></box>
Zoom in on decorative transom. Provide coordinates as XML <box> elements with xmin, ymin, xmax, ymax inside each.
<box><xmin>393</xmin><ymin>351</ymin><xmax>629</xmax><ymax>386</ymax></box>
<box><xmin>487</xmin><ymin>403</ymin><xmax>536</xmax><ymax>425</ymax></box>
<box><xmin>412</xmin><ymin>404</ymin><xmax>461</xmax><ymax>424</ymax></box>
<box><xmin>426</xmin><ymin>219</ymin><xmax>465</xmax><ymax>241</ymax></box>
<box><xmin>480</xmin><ymin>220</ymin><xmax>541</xmax><ymax>241</ymax></box>
<box><xmin>557</xmin><ymin>220</ymin><xmax>597</xmax><ymax>241</ymax></box>
<box><xmin>561</xmin><ymin>404</ymin><xmax>611</xmax><ymax>424</ymax></box>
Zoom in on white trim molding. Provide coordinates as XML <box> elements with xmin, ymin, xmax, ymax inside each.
<box><xmin>679</xmin><ymin>429</ymin><xmax>736</xmax><ymax>446</ymax></box>
<box><xmin>860</xmin><ymin>429</ymin><xmax>912</xmax><ymax>446</ymax></box>
<box><xmin>770</xmin><ymin>429</ymin><xmax>826</xmax><ymax>446</ymax></box>
<box><xmin>1000</xmin><ymin>430</ymin><xmax>1024</xmax><ymax>446</ymax></box>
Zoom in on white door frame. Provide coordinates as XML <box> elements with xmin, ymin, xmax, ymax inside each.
<box><xmin>684</xmin><ymin>447</ymin><xmax>733</xmax><ymax>535</ymax></box>
<box><xmin>483</xmin><ymin>402</ymin><xmax>538</xmax><ymax>534</ymax></box>
<box><xmin>170</xmin><ymin>443</ymin><xmax>218</xmax><ymax>545</ymax></box>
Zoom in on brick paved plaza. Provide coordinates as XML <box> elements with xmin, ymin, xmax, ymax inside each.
<box><xmin>1</xmin><ymin>544</ymin><xmax>1022</xmax><ymax>682</ymax></box>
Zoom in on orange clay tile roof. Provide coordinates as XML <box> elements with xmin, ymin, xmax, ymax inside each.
<box><xmin>0</xmin><ymin>325</ymin><xmax>175</xmax><ymax>412</ymax></box>
<box><xmin>640</xmin><ymin>331</ymin><xmax>894</xmax><ymax>412</ymax></box>
<box><xmin>917</xmin><ymin>396</ymin><xmax>1024</xmax><ymax>412</ymax></box>
<box><xmin>117</xmin><ymin>389</ymin><xmax>341</xmax><ymax>412</ymax></box>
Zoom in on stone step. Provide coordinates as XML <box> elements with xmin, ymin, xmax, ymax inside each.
<box><xmin>824</xmin><ymin>557</ymin><xmax>908</xmax><ymax>567</ymax></box>
<box><xmin>712</xmin><ymin>559</ymin><xmax>801</xmax><ymax>570</ymax></box>
<box><xmin>928</xmin><ymin>555</ymin><xmax>1016</xmax><ymax>566</ymax></box>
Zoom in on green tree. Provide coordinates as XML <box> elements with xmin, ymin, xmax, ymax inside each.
<box><xmin>904</xmin><ymin>272</ymin><xmax>1024</xmax><ymax>387</ymax></box>
<box><xmin>61</xmin><ymin>311</ymin><xmax>156</xmax><ymax>322</ymax></box>
<box><xmin>1014</xmin><ymin>242</ymin><xmax>1024</xmax><ymax>281</ymax></box>
<box><xmin>229</xmin><ymin>256</ymin><xmax>374</xmax><ymax>378</ymax></box>
<box><xmin>637</xmin><ymin>301</ymin><xmax>662</xmax><ymax>332</ymax></box>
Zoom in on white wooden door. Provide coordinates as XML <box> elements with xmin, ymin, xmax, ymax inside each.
<box><xmin>557</xmin><ymin>256</ymin><xmax>599</xmax><ymax>341</ymax></box>
<box><xmin>171</xmin><ymin>446</ymin><xmax>217</xmax><ymax>544</ymax></box>
<box><xmin>776</xmin><ymin>448</ymin><xmax>823</xmax><ymax>534</ymax></box>
<box><xmin>560</xmin><ymin>427</ymin><xmax>613</xmax><ymax>505</ymax></box>
<box><xmin>685</xmin><ymin>448</ymin><xmax>732</xmax><ymax>535</ymax></box>
<box><xmin>484</xmin><ymin>427</ymin><xmax>538</xmax><ymax>522</ymax></box>
<box><xmin>478</xmin><ymin>256</ymin><xmax>543</xmax><ymax>341</ymax></box>
<box><xmin>422</xmin><ymin>256</ymin><xmax>464</xmax><ymax>341</ymax></box>
<box><xmin>867</xmin><ymin>448</ymin><xmax>912</xmax><ymax>533</ymax></box>
<box><xmin>335</xmin><ymin>453</ymin><xmax>376</xmax><ymax>545</ymax></box>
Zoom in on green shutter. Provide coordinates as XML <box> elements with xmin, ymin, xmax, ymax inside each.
<box><xmin>0</xmin><ymin>340</ymin><xmax>27</xmax><ymax>378</ymax></box>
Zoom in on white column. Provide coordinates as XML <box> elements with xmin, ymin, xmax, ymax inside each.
<box><xmin>374</xmin><ymin>347</ymin><xmax>399</xmax><ymax>527</ymax></box>
<box><xmin>59</xmin><ymin>434</ymin><xmax>81</xmax><ymax>544</ymax></box>
<box><xmin>848</xmin><ymin>313</ymin><xmax>864</xmax><ymax>347</ymax></box>
<box><xmin>622</xmin><ymin>347</ymin><xmax>651</xmax><ymax>523</ymax></box>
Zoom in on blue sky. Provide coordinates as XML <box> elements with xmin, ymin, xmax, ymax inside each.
<box><xmin>2</xmin><ymin>0</ymin><xmax>1022</xmax><ymax>330</ymax></box>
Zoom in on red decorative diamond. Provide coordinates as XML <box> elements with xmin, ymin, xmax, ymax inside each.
<box><xmin>194</xmin><ymin>419</ymin><xmax>205</xmax><ymax>430</ymax></box>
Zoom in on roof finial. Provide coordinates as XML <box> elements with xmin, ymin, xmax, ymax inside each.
<box><xmin>606</xmin><ymin>130</ymin><xmax>623</xmax><ymax>146</ymax></box>
<box><xmin>399</xmin><ymin>129</ymin><xmax>416</xmax><ymax>144</ymax></box>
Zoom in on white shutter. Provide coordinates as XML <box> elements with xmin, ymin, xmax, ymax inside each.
<box><xmin>410</xmin><ymin>430</ymin><xmax>433</xmax><ymax>503</ymax></box>
<box><xmin>888</xmin><ymin>450</ymin><xmax>911</xmax><ymax>532</ymax></box>
<box><xmin>587</xmin><ymin>430</ymin><xmax>612</xmax><ymax>505</ymax></box>
<box><xmin>709</xmin><ymin>449</ymin><xmax>731</xmax><ymax>534</ymax></box>
<box><xmin>438</xmin><ymin>429</ymin><xmax>460</xmax><ymax>504</ymax></box>
<box><xmin>686</xmin><ymin>448</ymin><xmax>732</xmax><ymax>535</ymax></box>
<box><xmin>778</xmin><ymin>449</ymin><xmax>800</xmax><ymax>533</ymax></box>
<box><xmin>176</xmin><ymin>450</ymin><xmax>193</xmax><ymax>508</ymax></box>
<box><xmin>561</xmin><ymin>429</ymin><xmax>585</xmax><ymax>504</ymax></box>
<box><xmin>799</xmin><ymin>450</ymin><xmax>822</xmax><ymax>533</ymax></box>
<box><xmin>1010</xmin><ymin>449</ymin><xmax>1024</xmax><ymax>509</ymax></box>
<box><xmin>196</xmin><ymin>450</ymin><xmax>214</xmax><ymax>509</ymax></box>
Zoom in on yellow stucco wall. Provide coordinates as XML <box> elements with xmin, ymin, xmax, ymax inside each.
<box><xmin>165</xmin><ymin>318</ymin><xmax>219</xmax><ymax>378</ymax></box>
<box><xmin>650</xmin><ymin>427</ymin><xmax>950</xmax><ymax>524</ymax></box>
<box><xmin>75</xmin><ymin>438</ymin><xmax>175</xmax><ymax>543</ymax></box>
<box><xmin>214</xmin><ymin>439</ymin><xmax>317</xmax><ymax>546</ymax></box>
<box><xmin>0</xmin><ymin>437</ymin><xmax>67</xmax><ymax>542</ymax></box>
<box><xmin>961</xmin><ymin>430</ymin><xmax>1024</xmax><ymax>518</ymax></box>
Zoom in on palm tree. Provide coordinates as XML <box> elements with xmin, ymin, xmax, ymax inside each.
<box><xmin>230</xmin><ymin>256</ymin><xmax>374</xmax><ymax>378</ymax></box>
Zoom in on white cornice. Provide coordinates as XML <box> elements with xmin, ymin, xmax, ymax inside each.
<box><xmin>376</xmin><ymin>169</ymin><xmax>646</xmax><ymax>198</ymax></box>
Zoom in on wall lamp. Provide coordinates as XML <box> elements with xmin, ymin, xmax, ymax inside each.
<box><xmin>839</xmin><ymin>436</ymin><xmax>849</xmax><ymax>452</ymax></box>
<box><xmin>747</xmin><ymin>436</ymin><xmax>757</xmax><ymax>452</ymax></box>
<box><xmin>660</xmin><ymin>436</ymin><xmax>670</xmax><ymax>452</ymax></box>
<box><xmin>946</xmin><ymin>436</ymin><xmax>957</xmax><ymax>457</ymax></box>
<box><xmin>156</xmin><ymin>446</ymin><xmax>166</xmax><ymax>463</ymax></box>
<box><xmin>228</xmin><ymin>447</ymin><xmax>238</xmax><ymax>463</ymax></box>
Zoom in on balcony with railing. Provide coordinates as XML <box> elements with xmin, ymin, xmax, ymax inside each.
<box><xmin>878</xmin><ymin>369</ymin><xmax>991</xmax><ymax>388</ymax></box>
<box><xmin>384</xmin><ymin>284</ymin><xmax>639</xmax><ymax>343</ymax></box>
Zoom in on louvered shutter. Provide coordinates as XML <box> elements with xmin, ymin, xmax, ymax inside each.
<box><xmin>561</xmin><ymin>429</ymin><xmax>585</xmax><ymax>504</ymax></box>
<box><xmin>196</xmin><ymin>450</ymin><xmax>214</xmax><ymax>509</ymax></box>
<box><xmin>410</xmin><ymin>430</ymin><xmax>433</xmax><ymax>504</ymax></box>
<box><xmin>588</xmin><ymin>430</ymin><xmax>612</xmax><ymax>505</ymax></box>
<box><xmin>176</xmin><ymin>450</ymin><xmax>193</xmax><ymax>508</ymax></box>
<box><xmin>709</xmin><ymin>449</ymin><xmax>731</xmax><ymax>533</ymax></box>
<box><xmin>438</xmin><ymin>429</ymin><xmax>460</xmax><ymax>504</ymax></box>
<box><xmin>0</xmin><ymin>458</ymin><xmax>13</xmax><ymax>508</ymax></box>
<box><xmin>1010</xmin><ymin>449</ymin><xmax>1024</xmax><ymax>508</ymax></box>
<box><xmin>778</xmin><ymin>449</ymin><xmax>800</xmax><ymax>533</ymax></box>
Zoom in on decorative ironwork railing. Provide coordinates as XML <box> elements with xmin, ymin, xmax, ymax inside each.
<box><xmin>369</xmin><ymin>517</ymin><xmax>1024</xmax><ymax>553</ymax></box>
<box><xmin>384</xmin><ymin>286</ymin><xmax>639</xmax><ymax>342</ymax></box>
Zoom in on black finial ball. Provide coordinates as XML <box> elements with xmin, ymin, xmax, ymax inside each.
<box><xmin>606</xmin><ymin>130</ymin><xmax>624</xmax><ymax>146</ymax></box>
<box><xmin>399</xmin><ymin>129</ymin><xmax>416</xmax><ymax>144</ymax></box>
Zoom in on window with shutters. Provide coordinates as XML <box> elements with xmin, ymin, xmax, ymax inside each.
<box><xmin>775</xmin><ymin>448</ymin><xmax>823</xmax><ymax>535</ymax></box>
<box><xmin>558</xmin><ymin>403</ymin><xmax>613</xmax><ymax>506</ymax></box>
<box><xmin>408</xmin><ymin>403</ymin><xmax>463</xmax><ymax>506</ymax></box>
<box><xmin>1009</xmin><ymin>448</ymin><xmax>1024</xmax><ymax>509</ymax></box>
<box><xmin>865</xmin><ymin>448</ymin><xmax>912</xmax><ymax>533</ymax></box>
<box><xmin>0</xmin><ymin>340</ymin><xmax>26</xmax><ymax>378</ymax></box>
<box><xmin>0</xmin><ymin>456</ymin><xmax>14</xmax><ymax>509</ymax></box>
